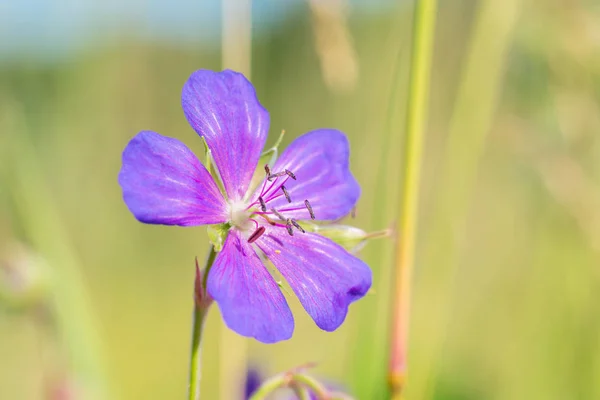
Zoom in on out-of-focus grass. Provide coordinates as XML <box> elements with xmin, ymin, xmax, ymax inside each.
<box><xmin>1</xmin><ymin>2</ymin><xmax>600</xmax><ymax>399</ymax></box>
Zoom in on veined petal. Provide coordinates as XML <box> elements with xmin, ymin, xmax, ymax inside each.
<box><xmin>257</xmin><ymin>230</ymin><xmax>371</xmax><ymax>332</ymax></box>
<box><xmin>182</xmin><ymin>69</ymin><xmax>269</xmax><ymax>201</ymax></box>
<box><xmin>119</xmin><ymin>131</ymin><xmax>227</xmax><ymax>226</ymax></box>
<box><xmin>207</xmin><ymin>230</ymin><xmax>294</xmax><ymax>343</ymax></box>
<box><xmin>260</xmin><ymin>129</ymin><xmax>360</xmax><ymax>221</ymax></box>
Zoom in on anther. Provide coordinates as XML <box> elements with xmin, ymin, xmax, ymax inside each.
<box><xmin>285</xmin><ymin>169</ymin><xmax>296</xmax><ymax>180</ymax></box>
<box><xmin>281</xmin><ymin>185</ymin><xmax>291</xmax><ymax>203</ymax></box>
<box><xmin>248</xmin><ymin>226</ymin><xmax>266</xmax><ymax>244</ymax></box>
<box><xmin>304</xmin><ymin>200</ymin><xmax>315</xmax><ymax>220</ymax></box>
<box><xmin>258</xmin><ymin>196</ymin><xmax>267</xmax><ymax>212</ymax></box>
<box><xmin>270</xmin><ymin>208</ymin><xmax>286</xmax><ymax>221</ymax></box>
<box><xmin>269</xmin><ymin>171</ymin><xmax>286</xmax><ymax>180</ymax></box>
<box><xmin>290</xmin><ymin>219</ymin><xmax>305</xmax><ymax>233</ymax></box>
<box><xmin>285</xmin><ymin>219</ymin><xmax>294</xmax><ymax>236</ymax></box>
<box><xmin>264</xmin><ymin>164</ymin><xmax>271</xmax><ymax>176</ymax></box>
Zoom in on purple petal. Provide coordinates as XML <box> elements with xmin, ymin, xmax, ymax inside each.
<box><xmin>207</xmin><ymin>230</ymin><xmax>294</xmax><ymax>343</ymax></box>
<box><xmin>257</xmin><ymin>230</ymin><xmax>371</xmax><ymax>332</ymax></box>
<box><xmin>258</xmin><ymin>129</ymin><xmax>360</xmax><ymax>221</ymax></box>
<box><xmin>118</xmin><ymin>131</ymin><xmax>228</xmax><ymax>226</ymax></box>
<box><xmin>182</xmin><ymin>69</ymin><xmax>269</xmax><ymax>201</ymax></box>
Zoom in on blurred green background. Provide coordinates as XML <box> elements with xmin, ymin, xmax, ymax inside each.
<box><xmin>2</xmin><ymin>0</ymin><xmax>600</xmax><ymax>399</ymax></box>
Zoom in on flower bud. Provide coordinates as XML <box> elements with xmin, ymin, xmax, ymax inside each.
<box><xmin>194</xmin><ymin>257</ymin><xmax>213</xmax><ymax>310</ymax></box>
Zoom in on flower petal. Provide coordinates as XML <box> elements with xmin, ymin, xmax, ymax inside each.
<box><xmin>182</xmin><ymin>69</ymin><xmax>270</xmax><ymax>201</ymax></box>
<box><xmin>207</xmin><ymin>230</ymin><xmax>294</xmax><ymax>343</ymax></box>
<box><xmin>119</xmin><ymin>131</ymin><xmax>227</xmax><ymax>226</ymax></box>
<box><xmin>260</xmin><ymin>129</ymin><xmax>360</xmax><ymax>221</ymax></box>
<box><xmin>257</xmin><ymin>230</ymin><xmax>371</xmax><ymax>332</ymax></box>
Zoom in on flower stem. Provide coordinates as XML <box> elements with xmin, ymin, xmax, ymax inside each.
<box><xmin>291</xmin><ymin>383</ymin><xmax>311</xmax><ymax>400</ymax></box>
<box><xmin>248</xmin><ymin>372</ymin><xmax>331</xmax><ymax>400</ymax></box>
<box><xmin>292</xmin><ymin>373</ymin><xmax>330</xmax><ymax>399</ymax></box>
<box><xmin>188</xmin><ymin>246</ymin><xmax>217</xmax><ymax>400</ymax></box>
<box><xmin>248</xmin><ymin>373</ymin><xmax>287</xmax><ymax>400</ymax></box>
<box><xmin>389</xmin><ymin>0</ymin><xmax>437</xmax><ymax>398</ymax></box>
<box><xmin>412</xmin><ymin>2</ymin><xmax>520</xmax><ymax>398</ymax></box>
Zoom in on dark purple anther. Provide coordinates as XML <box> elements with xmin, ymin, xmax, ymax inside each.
<box><xmin>290</xmin><ymin>219</ymin><xmax>305</xmax><ymax>233</ymax></box>
<box><xmin>269</xmin><ymin>171</ymin><xmax>286</xmax><ymax>180</ymax></box>
<box><xmin>271</xmin><ymin>208</ymin><xmax>286</xmax><ymax>221</ymax></box>
<box><xmin>285</xmin><ymin>169</ymin><xmax>296</xmax><ymax>180</ymax></box>
<box><xmin>248</xmin><ymin>226</ymin><xmax>266</xmax><ymax>243</ymax></box>
<box><xmin>259</xmin><ymin>196</ymin><xmax>267</xmax><ymax>212</ymax></box>
<box><xmin>282</xmin><ymin>186</ymin><xmax>291</xmax><ymax>203</ymax></box>
<box><xmin>264</xmin><ymin>164</ymin><xmax>271</xmax><ymax>177</ymax></box>
<box><xmin>304</xmin><ymin>200</ymin><xmax>315</xmax><ymax>220</ymax></box>
<box><xmin>285</xmin><ymin>219</ymin><xmax>294</xmax><ymax>236</ymax></box>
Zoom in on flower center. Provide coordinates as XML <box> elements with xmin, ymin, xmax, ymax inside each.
<box><xmin>240</xmin><ymin>164</ymin><xmax>316</xmax><ymax>244</ymax></box>
<box><xmin>228</xmin><ymin>200</ymin><xmax>253</xmax><ymax>231</ymax></box>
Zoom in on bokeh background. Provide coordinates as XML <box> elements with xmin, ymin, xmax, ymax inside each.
<box><xmin>2</xmin><ymin>0</ymin><xmax>600</xmax><ymax>399</ymax></box>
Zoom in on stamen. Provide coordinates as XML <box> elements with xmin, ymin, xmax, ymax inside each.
<box><xmin>290</xmin><ymin>219</ymin><xmax>305</xmax><ymax>233</ymax></box>
<box><xmin>268</xmin><ymin>171</ymin><xmax>286</xmax><ymax>181</ymax></box>
<box><xmin>285</xmin><ymin>169</ymin><xmax>296</xmax><ymax>180</ymax></box>
<box><xmin>281</xmin><ymin>185</ymin><xmax>291</xmax><ymax>203</ymax></box>
<box><xmin>264</xmin><ymin>164</ymin><xmax>271</xmax><ymax>177</ymax></box>
<box><xmin>304</xmin><ymin>200</ymin><xmax>315</xmax><ymax>220</ymax></box>
<box><xmin>256</xmin><ymin>213</ymin><xmax>277</xmax><ymax>226</ymax></box>
<box><xmin>248</xmin><ymin>226</ymin><xmax>266</xmax><ymax>244</ymax></box>
<box><xmin>258</xmin><ymin>196</ymin><xmax>267</xmax><ymax>212</ymax></box>
<box><xmin>261</xmin><ymin>174</ymin><xmax>293</xmax><ymax>204</ymax></box>
<box><xmin>270</xmin><ymin>208</ymin><xmax>286</xmax><ymax>221</ymax></box>
<box><xmin>285</xmin><ymin>219</ymin><xmax>294</xmax><ymax>236</ymax></box>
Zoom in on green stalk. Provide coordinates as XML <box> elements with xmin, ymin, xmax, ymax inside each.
<box><xmin>248</xmin><ymin>373</ymin><xmax>288</xmax><ymax>400</ymax></box>
<box><xmin>248</xmin><ymin>372</ymin><xmax>331</xmax><ymax>400</ymax></box>
<box><xmin>388</xmin><ymin>0</ymin><xmax>437</xmax><ymax>398</ymax></box>
<box><xmin>410</xmin><ymin>1</ymin><xmax>520</xmax><ymax>399</ymax></box>
<box><xmin>350</xmin><ymin>12</ymin><xmax>408</xmax><ymax>398</ymax></box>
<box><xmin>188</xmin><ymin>247</ymin><xmax>217</xmax><ymax>400</ymax></box>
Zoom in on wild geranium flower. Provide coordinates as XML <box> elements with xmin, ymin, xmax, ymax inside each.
<box><xmin>118</xmin><ymin>69</ymin><xmax>371</xmax><ymax>343</ymax></box>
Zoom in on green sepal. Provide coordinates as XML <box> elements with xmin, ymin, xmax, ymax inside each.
<box><xmin>206</xmin><ymin>223</ymin><xmax>230</xmax><ymax>252</ymax></box>
<box><xmin>301</xmin><ymin>223</ymin><xmax>390</xmax><ymax>254</ymax></box>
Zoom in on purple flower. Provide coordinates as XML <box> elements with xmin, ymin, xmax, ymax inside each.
<box><xmin>118</xmin><ymin>69</ymin><xmax>371</xmax><ymax>343</ymax></box>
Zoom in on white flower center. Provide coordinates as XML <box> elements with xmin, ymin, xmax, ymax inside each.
<box><xmin>228</xmin><ymin>200</ymin><xmax>253</xmax><ymax>231</ymax></box>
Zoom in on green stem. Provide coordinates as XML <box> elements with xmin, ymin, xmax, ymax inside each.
<box><xmin>412</xmin><ymin>2</ymin><xmax>520</xmax><ymax>398</ymax></box>
<box><xmin>248</xmin><ymin>373</ymin><xmax>287</xmax><ymax>400</ymax></box>
<box><xmin>248</xmin><ymin>372</ymin><xmax>331</xmax><ymax>400</ymax></box>
<box><xmin>188</xmin><ymin>246</ymin><xmax>217</xmax><ymax>400</ymax></box>
<box><xmin>291</xmin><ymin>383</ymin><xmax>311</xmax><ymax>400</ymax></box>
<box><xmin>389</xmin><ymin>0</ymin><xmax>437</xmax><ymax>398</ymax></box>
<box><xmin>292</xmin><ymin>373</ymin><xmax>330</xmax><ymax>399</ymax></box>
